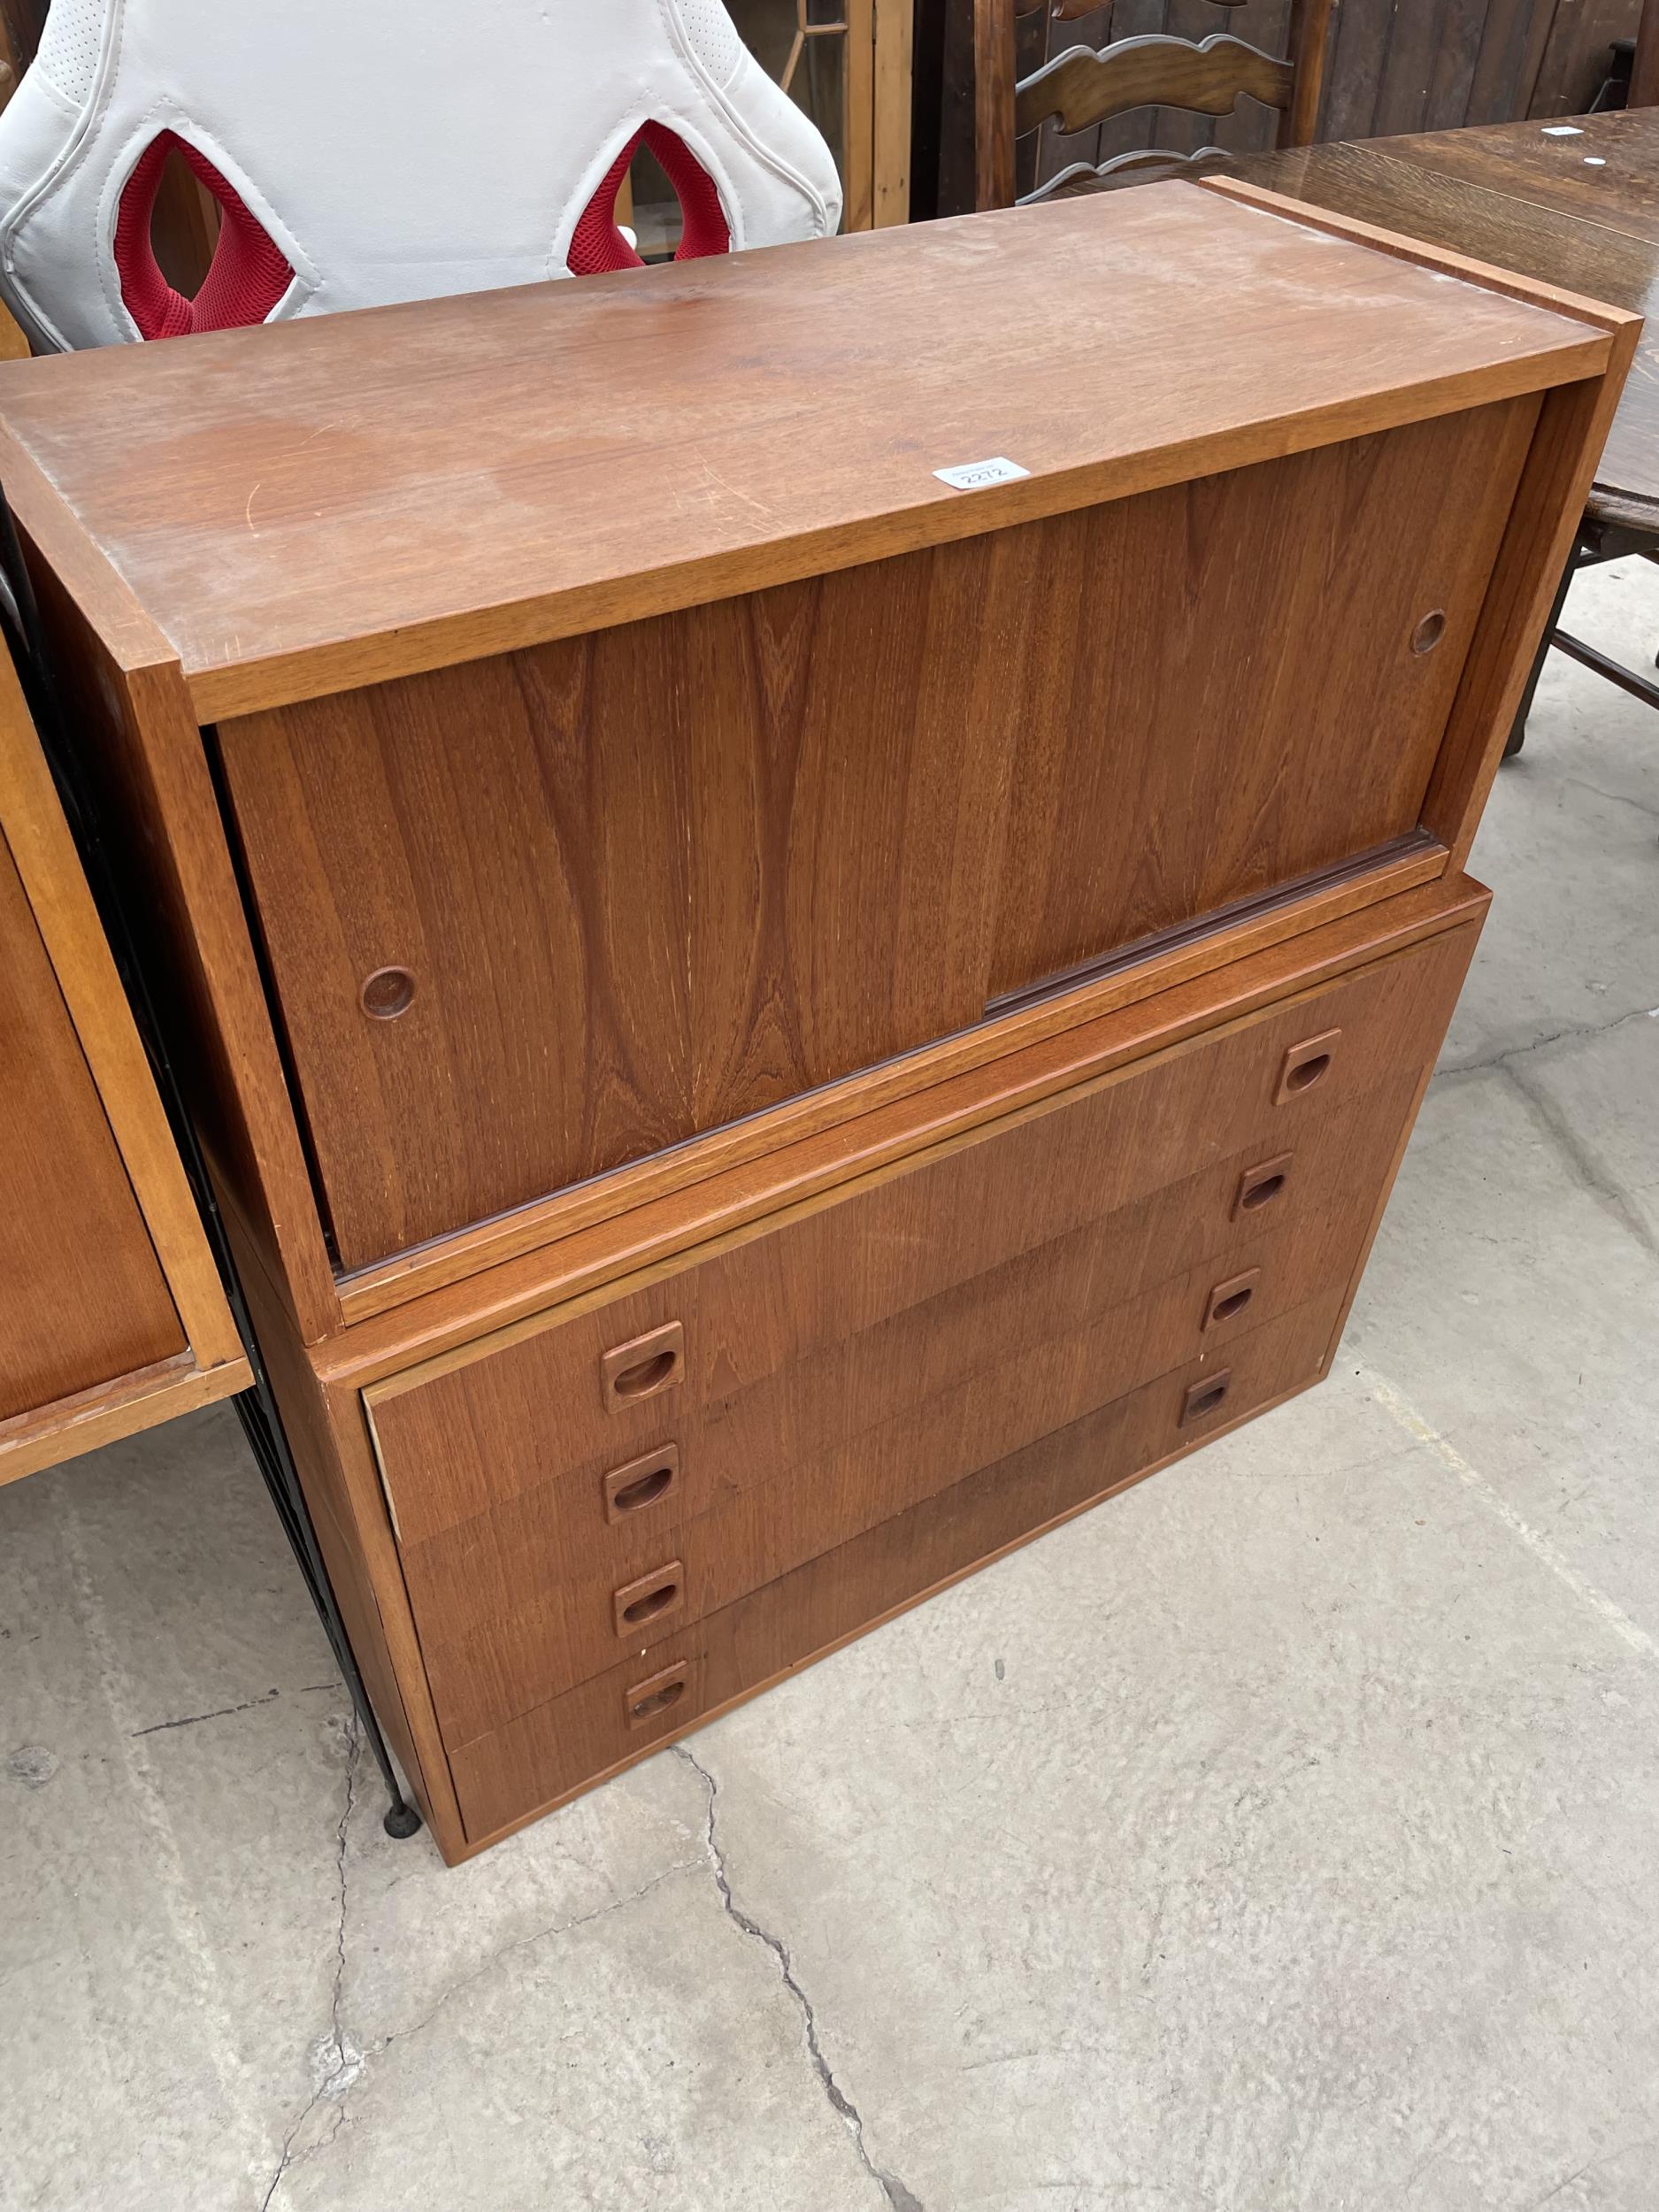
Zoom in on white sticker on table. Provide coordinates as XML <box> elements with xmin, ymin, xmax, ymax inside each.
<box><xmin>1541</xmin><ymin>125</ymin><xmax>1584</xmax><ymax>135</ymax></box>
<box><xmin>933</xmin><ymin>457</ymin><xmax>1031</xmax><ymax>491</ymax></box>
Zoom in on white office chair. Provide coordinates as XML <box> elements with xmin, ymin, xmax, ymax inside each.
<box><xmin>0</xmin><ymin>0</ymin><xmax>843</xmax><ymax>349</ymax></box>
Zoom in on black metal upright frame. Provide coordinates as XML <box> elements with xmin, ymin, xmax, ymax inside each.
<box><xmin>1506</xmin><ymin>518</ymin><xmax>1659</xmax><ymax>757</ymax></box>
<box><xmin>0</xmin><ymin>490</ymin><xmax>421</xmax><ymax>1841</ymax></box>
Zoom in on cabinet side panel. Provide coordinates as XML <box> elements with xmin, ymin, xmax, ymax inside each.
<box><xmin>0</xmin><ymin>827</ymin><xmax>184</xmax><ymax>1419</ymax></box>
<box><xmin>24</xmin><ymin>554</ymin><xmax>342</xmax><ymax>1340</ymax></box>
<box><xmin>224</xmin><ymin>1217</ymin><xmax>469</xmax><ymax>1862</ymax></box>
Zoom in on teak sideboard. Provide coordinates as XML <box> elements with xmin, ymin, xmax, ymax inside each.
<box><xmin>0</xmin><ymin>179</ymin><xmax>1632</xmax><ymax>1862</ymax></box>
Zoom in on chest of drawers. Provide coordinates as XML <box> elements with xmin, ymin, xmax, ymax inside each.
<box><xmin>0</xmin><ymin>177</ymin><xmax>1632</xmax><ymax>1859</ymax></box>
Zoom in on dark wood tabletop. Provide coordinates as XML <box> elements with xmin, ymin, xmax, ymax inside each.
<box><xmin>1231</xmin><ymin>107</ymin><xmax>1659</xmax><ymax>531</ymax></box>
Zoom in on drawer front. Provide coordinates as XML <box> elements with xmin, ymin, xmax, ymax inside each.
<box><xmin>449</xmin><ymin>1291</ymin><xmax>1342</xmax><ymax>1843</ymax></box>
<box><xmin>404</xmin><ymin>1080</ymin><xmax>1414</xmax><ymax>1747</ymax></box>
<box><xmin>370</xmin><ymin>924</ymin><xmax>1475</xmax><ymax>1751</ymax></box>
<box><xmin>370</xmin><ymin>922</ymin><xmax>1475</xmax><ymax>1550</ymax></box>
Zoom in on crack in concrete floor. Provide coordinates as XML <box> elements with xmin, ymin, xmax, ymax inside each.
<box><xmin>256</xmin><ymin>1801</ymin><xmax>713</xmax><ymax>2206</ymax></box>
<box><xmin>674</xmin><ymin>1744</ymin><xmax>927</xmax><ymax>2212</ymax></box>
<box><xmin>260</xmin><ymin>1714</ymin><xmax>361</xmax><ymax>2211</ymax></box>
<box><xmin>1500</xmin><ymin>1056</ymin><xmax>1659</xmax><ymax>1268</ymax></box>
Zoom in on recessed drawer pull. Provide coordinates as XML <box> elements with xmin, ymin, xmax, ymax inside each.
<box><xmin>1202</xmin><ymin>1268</ymin><xmax>1261</xmax><ymax>1332</ymax></box>
<box><xmin>359</xmin><ymin>964</ymin><xmax>417</xmax><ymax>1020</ymax></box>
<box><xmin>613</xmin><ymin>1562</ymin><xmax>686</xmax><ymax>1640</ymax></box>
<box><xmin>1181</xmin><ymin>1371</ymin><xmax>1233</xmax><ymax>1425</ymax></box>
<box><xmin>1275</xmin><ymin>1029</ymin><xmax>1341</xmax><ymax>1105</ymax></box>
<box><xmin>625</xmin><ymin>1661</ymin><xmax>689</xmax><ymax>1729</ymax></box>
<box><xmin>1233</xmin><ymin>1152</ymin><xmax>1293</xmax><ymax>1219</ymax></box>
<box><xmin>601</xmin><ymin>1322</ymin><xmax>685</xmax><ymax>1410</ymax></box>
<box><xmin>603</xmin><ymin>1445</ymin><xmax>681</xmax><ymax>1525</ymax></box>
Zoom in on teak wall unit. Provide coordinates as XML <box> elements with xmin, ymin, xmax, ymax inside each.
<box><xmin>0</xmin><ymin>642</ymin><xmax>249</xmax><ymax>1481</ymax></box>
<box><xmin>0</xmin><ymin>179</ymin><xmax>1632</xmax><ymax>1862</ymax></box>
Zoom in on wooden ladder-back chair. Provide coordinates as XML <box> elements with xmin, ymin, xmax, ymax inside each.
<box><xmin>975</xmin><ymin>0</ymin><xmax>1333</xmax><ymax>211</ymax></box>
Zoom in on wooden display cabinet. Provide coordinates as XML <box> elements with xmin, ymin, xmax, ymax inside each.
<box><xmin>0</xmin><ymin>179</ymin><xmax>1632</xmax><ymax>1858</ymax></box>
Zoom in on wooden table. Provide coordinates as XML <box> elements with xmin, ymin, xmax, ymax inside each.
<box><xmin>1233</xmin><ymin>108</ymin><xmax>1659</xmax><ymax>729</ymax></box>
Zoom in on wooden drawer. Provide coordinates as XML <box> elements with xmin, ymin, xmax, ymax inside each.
<box><xmin>449</xmin><ymin>1290</ymin><xmax>1343</xmax><ymax>1844</ymax></box>
<box><xmin>369</xmin><ymin>921</ymin><xmax>1473</xmax><ymax>1551</ymax></box>
<box><xmin>399</xmin><ymin>1082</ymin><xmax>1411</xmax><ymax>1748</ymax></box>
<box><xmin>368</xmin><ymin>923</ymin><xmax>1474</xmax><ymax>1747</ymax></box>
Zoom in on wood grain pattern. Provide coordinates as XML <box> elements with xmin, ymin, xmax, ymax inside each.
<box><xmin>319</xmin><ymin>879</ymin><xmax>1489</xmax><ymax>1384</ymax></box>
<box><xmin>384</xmin><ymin>1071</ymin><xmax>1431</xmax><ymax>1747</ymax></box>
<box><xmin>975</xmin><ymin>0</ymin><xmax>1017</xmax><ymax>211</ymax></box>
<box><xmin>0</xmin><ymin>822</ymin><xmax>184</xmax><ymax>1421</ymax></box>
<box><xmin>977</xmin><ymin>0</ymin><xmax>1330</xmax><ymax>211</ymax></box>
<box><xmin>1285</xmin><ymin>0</ymin><xmax>1334</xmax><ymax>142</ymax></box>
<box><xmin>0</xmin><ymin>628</ymin><xmax>247</xmax><ymax>1474</ymax></box>
<box><xmin>0</xmin><ymin>1352</ymin><xmax>248</xmax><ymax>1487</ymax></box>
<box><xmin>1027</xmin><ymin>143</ymin><xmax>1232</xmax><ymax>198</ymax></box>
<box><xmin>215</xmin><ymin>536</ymin><xmax>1030</xmax><ymax>1267</ymax></box>
<box><xmin>1016</xmin><ymin>32</ymin><xmax>1293</xmax><ymax>136</ymax></box>
<box><xmin>873</xmin><ymin>0</ymin><xmax>916</xmax><ymax>226</ymax></box>
<box><xmin>1529</xmin><ymin>0</ymin><xmax>1632</xmax><ymax>119</ymax></box>
<box><xmin>25</xmin><ymin>562</ymin><xmax>343</xmax><ymax>1341</ymax></box>
<box><xmin>0</xmin><ymin>186</ymin><xmax>1610</xmax><ymax>719</ymax></box>
<box><xmin>0</xmin><ymin>641</ymin><xmax>242</xmax><ymax>1373</ymax></box>
<box><xmin>1199</xmin><ymin>171</ymin><xmax>1640</xmax><ymax>330</ymax></box>
<box><xmin>1632</xmin><ymin>0</ymin><xmax>1659</xmax><ymax>107</ymax></box>
<box><xmin>1425</xmin><ymin>347</ymin><xmax>1641</xmax><ymax>870</ymax></box>
<box><xmin>449</xmin><ymin>1289</ymin><xmax>1343</xmax><ymax>1842</ymax></box>
<box><xmin>341</xmin><ymin>886</ymin><xmax>1477</xmax><ymax>1857</ymax></box>
<box><xmin>367</xmin><ymin>913</ymin><xmax>1476</xmax><ymax>1544</ymax></box>
<box><xmin>218</xmin><ymin>402</ymin><xmax>1523</xmax><ymax>1269</ymax></box>
<box><xmin>1225</xmin><ymin>111</ymin><xmax>1659</xmax><ymax>525</ymax></box>
<box><xmin>987</xmin><ymin>396</ymin><xmax>1534</xmax><ymax>998</ymax></box>
<box><xmin>846</xmin><ymin>0</ymin><xmax>878</xmax><ymax>234</ymax></box>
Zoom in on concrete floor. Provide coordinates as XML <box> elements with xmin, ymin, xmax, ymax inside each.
<box><xmin>4</xmin><ymin>559</ymin><xmax>1658</xmax><ymax>2212</ymax></box>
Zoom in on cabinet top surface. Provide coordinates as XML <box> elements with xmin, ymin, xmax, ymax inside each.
<box><xmin>0</xmin><ymin>181</ymin><xmax>1611</xmax><ymax>718</ymax></box>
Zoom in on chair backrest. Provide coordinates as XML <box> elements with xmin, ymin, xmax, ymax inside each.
<box><xmin>0</xmin><ymin>0</ymin><xmax>843</xmax><ymax>349</ymax></box>
<box><xmin>975</xmin><ymin>0</ymin><xmax>1333</xmax><ymax>211</ymax></box>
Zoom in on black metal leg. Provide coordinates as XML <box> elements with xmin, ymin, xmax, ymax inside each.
<box><xmin>233</xmin><ymin>1379</ymin><xmax>421</xmax><ymax>1839</ymax></box>
<box><xmin>1505</xmin><ymin>530</ymin><xmax>1583</xmax><ymax>760</ymax></box>
<box><xmin>0</xmin><ymin>488</ymin><xmax>422</xmax><ymax>1844</ymax></box>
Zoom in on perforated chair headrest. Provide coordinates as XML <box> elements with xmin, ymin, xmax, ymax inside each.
<box><xmin>0</xmin><ymin>0</ymin><xmax>843</xmax><ymax>348</ymax></box>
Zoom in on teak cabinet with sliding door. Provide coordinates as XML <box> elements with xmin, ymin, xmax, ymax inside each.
<box><xmin>0</xmin><ymin>179</ymin><xmax>1632</xmax><ymax>1859</ymax></box>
